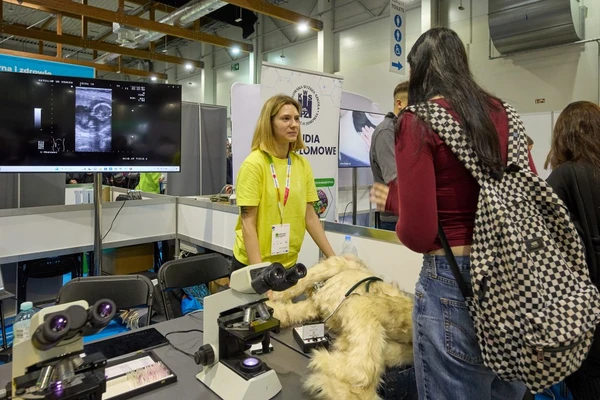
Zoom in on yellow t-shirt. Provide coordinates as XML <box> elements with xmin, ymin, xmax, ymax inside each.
<box><xmin>234</xmin><ymin>150</ymin><xmax>319</xmax><ymax>268</ymax></box>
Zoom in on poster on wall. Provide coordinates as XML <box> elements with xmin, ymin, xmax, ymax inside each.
<box><xmin>389</xmin><ymin>0</ymin><xmax>406</xmax><ymax>75</ymax></box>
<box><xmin>0</xmin><ymin>54</ymin><xmax>95</xmax><ymax>78</ymax></box>
<box><xmin>260</xmin><ymin>63</ymin><xmax>343</xmax><ymax>222</ymax></box>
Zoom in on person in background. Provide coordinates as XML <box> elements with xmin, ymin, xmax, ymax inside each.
<box><xmin>369</xmin><ymin>81</ymin><xmax>408</xmax><ymax>231</ymax></box>
<box><xmin>371</xmin><ymin>27</ymin><xmax>536</xmax><ymax>399</ymax></box>
<box><xmin>545</xmin><ymin>101</ymin><xmax>600</xmax><ymax>400</ymax></box>
<box><xmin>66</xmin><ymin>172</ymin><xmax>94</xmax><ymax>184</ymax></box>
<box><xmin>527</xmin><ymin>135</ymin><xmax>534</xmax><ymax>151</ymax></box>
<box><xmin>135</xmin><ymin>173</ymin><xmax>164</xmax><ymax>194</ymax></box>
<box><xmin>233</xmin><ymin>95</ymin><xmax>335</xmax><ymax>271</ymax></box>
<box><xmin>226</xmin><ymin>141</ymin><xmax>233</xmax><ymax>186</ymax></box>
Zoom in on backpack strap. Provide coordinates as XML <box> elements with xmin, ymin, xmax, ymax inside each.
<box><xmin>404</xmin><ymin>102</ymin><xmax>487</xmax><ymax>185</ymax></box>
<box><xmin>503</xmin><ymin>102</ymin><xmax>530</xmax><ymax>171</ymax></box>
<box><xmin>437</xmin><ymin>222</ymin><xmax>474</xmax><ymax>299</ymax></box>
<box><xmin>404</xmin><ymin>101</ymin><xmax>531</xmax><ymax>180</ymax></box>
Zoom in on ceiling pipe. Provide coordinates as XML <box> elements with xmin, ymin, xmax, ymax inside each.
<box><xmin>96</xmin><ymin>0</ymin><xmax>227</xmax><ymax>64</ymax></box>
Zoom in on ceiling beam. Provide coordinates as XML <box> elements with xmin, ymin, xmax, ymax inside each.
<box><xmin>56</xmin><ymin>13</ymin><xmax>63</xmax><ymax>58</ymax></box>
<box><xmin>3</xmin><ymin>0</ymin><xmax>112</xmax><ymax>28</ymax></box>
<box><xmin>222</xmin><ymin>0</ymin><xmax>323</xmax><ymax>31</ymax></box>
<box><xmin>127</xmin><ymin>0</ymin><xmax>176</xmax><ymax>14</ymax></box>
<box><xmin>22</xmin><ymin>0</ymin><xmax>253</xmax><ymax>52</ymax></box>
<box><xmin>0</xmin><ymin>24</ymin><xmax>204</xmax><ymax>68</ymax></box>
<box><xmin>0</xmin><ymin>48</ymin><xmax>168</xmax><ymax>79</ymax></box>
<box><xmin>40</xmin><ymin>15</ymin><xmax>56</xmax><ymax>31</ymax></box>
<box><xmin>94</xmin><ymin>6</ymin><xmax>147</xmax><ymax>42</ymax></box>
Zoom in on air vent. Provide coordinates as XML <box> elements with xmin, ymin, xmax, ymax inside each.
<box><xmin>489</xmin><ymin>0</ymin><xmax>585</xmax><ymax>55</ymax></box>
<box><xmin>113</xmin><ymin>23</ymin><xmax>139</xmax><ymax>48</ymax></box>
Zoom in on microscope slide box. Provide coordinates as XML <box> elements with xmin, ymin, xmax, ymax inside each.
<box><xmin>103</xmin><ymin>350</ymin><xmax>177</xmax><ymax>400</ymax></box>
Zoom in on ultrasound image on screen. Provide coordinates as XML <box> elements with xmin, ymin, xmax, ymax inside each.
<box><xmin>0</xmin><ymin>71</ymin><xmax>182</xmax><ymax>172</ymax></box>
<box><xmin>75</xmin><ymin>87</ymin><xmax>112</xmax><ymax>152</ymax></box>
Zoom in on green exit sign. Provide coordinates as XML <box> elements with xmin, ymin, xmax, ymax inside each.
<box><xmin>231</xmin><ymin>63</ymin><xmax>239</xmax><ymax>71</ymax></box>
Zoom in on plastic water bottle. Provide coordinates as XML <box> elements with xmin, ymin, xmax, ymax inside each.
<box><xmin>341</xmin><ymin>235</ymin><xmax>358</xmax><ymax>257</ymax></box>
<box><xmin>13</xmin><ymin>302</ymin><xmax>35</xmax><ymax>345</ymax></box>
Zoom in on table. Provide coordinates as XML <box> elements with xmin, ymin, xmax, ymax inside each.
<box><xmin>0</xmin><ymin>311</ymin><xmax>312</xmax><ymax>399</ymax></box>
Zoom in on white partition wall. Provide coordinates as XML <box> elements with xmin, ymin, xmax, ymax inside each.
<box><xmin>521</xmin><ymin>112</ymin><xmax>553</xmax><ymax>179</ymax></box>
<box><xmin>0</xmin><ymin>198</ymin><xmax>177</xmax><ymax>264</ymax></box>
<box><xmin>323</xmin><ymin>226</ymin><xmax>422</xmax><ymax>294</ymax></box>
<box><xmin>177</xmin><ymin>198</ymin><xmax>238</xmax><ymax>256</ymax></box>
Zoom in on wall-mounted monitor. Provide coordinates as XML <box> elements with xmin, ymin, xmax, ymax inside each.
<box><xmin>0</xmin><ymin>71</ymin><xmax>182</xmax><ymax>172</ymax></box>
<box><xmin>338</xmin><ymin>108</ymin><xmax>386</xmax><ymax>168</ymax></box>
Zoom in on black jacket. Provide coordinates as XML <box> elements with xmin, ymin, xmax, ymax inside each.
<box><xmin>547</xmin><ymin>161</ymin><xmax>600</xmax><ymax>360</ymax></box>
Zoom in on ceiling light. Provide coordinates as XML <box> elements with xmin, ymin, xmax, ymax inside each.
<box><xmin>151</xmin><ymin>76</ymin><xmax>157</xmax><ymax>82</ymax></box>
<box><xmin>185</xmin><ymin>62</ymin><xmax>193</xmax><ymax>71</ymax></box>
<box><xmin>297</xmin><ymin>22</ymin><xmax>309</xmax><ymax>33</ymax></box>
<box><xmin>231</xmin><ymin>46</ymin><xmax>240</xmax><ymax>55</ymax></box>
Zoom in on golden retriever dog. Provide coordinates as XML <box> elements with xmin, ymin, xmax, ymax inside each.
<box><xmin>268</xmin><ymin>255</ymin><xmax>414</xmax><ymax>400</ymax></box>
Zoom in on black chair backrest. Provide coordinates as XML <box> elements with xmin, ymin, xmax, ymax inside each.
<box><xmin>158</xmin><ymin>253</ymin><xmax>230</xmax><ymax>320</ymax></box>
<box><xmin>56</xmin><ymin>275</ymin><xmax>154</xmax><ymax>326</ymax></box>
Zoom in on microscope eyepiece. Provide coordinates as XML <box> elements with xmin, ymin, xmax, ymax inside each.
<box><xmin>268</xmin><ymin>263</ymin><xmax>308</xmax><ymax>292</ymax></box>
<box><xmin>50</xmin><ymin>315</ymin><xmax>69</xmax><ymax>332</ymax></box>
<box><xmin>97</xmin><ymin>302</ymin><xmax>113</xmax><ymax>318</ymax></box>
<box><xmin>286</xmin><ymin>263</ymin><xmax>307</xmax><ymax>283</ymax></box>
<box><xmin>32</xmin><ymin>312</ymin><xmax>72</xmax><ymax>350</ymax></box>
<box><xmin>88</xmin><ymin>299</ymin><xmax>116</xmax><ymax>331</ymax></box>
<box><xmin>250</xmin><ymin>263</ymin><xmax>286</xmax><ymax>294</ymax></box>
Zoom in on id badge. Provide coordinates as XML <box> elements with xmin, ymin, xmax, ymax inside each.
<box><xmin>271</xmin><ymin>224</ymin><xmax>290</xmax><ymax>255</ymax></box>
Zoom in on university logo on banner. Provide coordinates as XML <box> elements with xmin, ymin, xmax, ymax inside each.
<box><xmin>292</xmin><ymin>85</ymin><xmax>320</xmax><ymax>126</ymax></box>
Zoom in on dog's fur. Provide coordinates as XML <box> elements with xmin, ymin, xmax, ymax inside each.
<box><xmin>268</xmin><ymin>255</ymin><xmax>414</xmax><ymax>400</ymax></box>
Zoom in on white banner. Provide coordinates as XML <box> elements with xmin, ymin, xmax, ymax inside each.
<box><xmin>389</xmin><ymin>0</ymin><xmax>406</xmax><ymax>75</ymax></box>
<box><xmin>261</xmin><ymin>63</ymin><xmax>343</xmax><ymax>222</ymax></box>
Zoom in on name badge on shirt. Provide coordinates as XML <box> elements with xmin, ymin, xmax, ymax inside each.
<box><xmin>271</xmin><ymin>224</ymin><xmax>290</xmax><ymax>256</ymax></box>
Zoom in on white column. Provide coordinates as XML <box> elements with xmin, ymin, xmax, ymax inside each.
<box><xmin>317</xmin><ymin>0</ymin><xmax>334</xmax><ymax>74</ymax></box>
<box><xmin>201</xmin><ymin>43</ymin><xmax>215</xmax><ymax>104</ymax></box>
<box><xmin>421</xmin><ymin>0</ymin><xmax>439</xmax><ymax>33</ymax></box>
<box><xmin>248</xmin><ymin>42</ymin><xmax>256</xmax><ymax>84</ymax></box>
<box><xmin>255</xmin><ymin>14</ymin><xmax>264</xmax><ymax>84</ymax></box>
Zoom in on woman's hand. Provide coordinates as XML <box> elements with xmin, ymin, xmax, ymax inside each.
<box><xmin>370</xmin><ymin>183</ymin><xmax>390</xmax><ymax>212</ymax></box>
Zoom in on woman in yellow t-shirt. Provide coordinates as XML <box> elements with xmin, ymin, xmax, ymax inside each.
<box><xmin>233</xmin><ymin>95</ymin><xmax>335</xmax><ymax>270</ymax></box>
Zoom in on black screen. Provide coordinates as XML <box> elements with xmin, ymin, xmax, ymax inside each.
<box><xmin>0</xmin><ymin>71</ymin><xmax>182</xmax><ymax>172</ymax></box>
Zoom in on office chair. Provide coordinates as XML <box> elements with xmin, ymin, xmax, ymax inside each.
<box><xmin>158</xmin><ymin>253</ymin><xmax>230</xmax><ymax>320</ymax></box>
<box><xmin>18</xmin><ymin>255</ymin><xmax>83</xmax><ymax>306</ymax></box>
<box><xmin>56</xmin><ymin>274</ymin><xmax>154</xmax><ymax>327</ymax></box>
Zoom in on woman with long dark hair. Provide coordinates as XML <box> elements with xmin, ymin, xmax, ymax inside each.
<box><xmin>372</xmin><ymin>27</ymin><xmax>536</xmax><ymax>399</ymax></box>
<box><xmin>546</xmin><ymin>101</ymin><xmax>600</xmax><ymax>400</ymax></box>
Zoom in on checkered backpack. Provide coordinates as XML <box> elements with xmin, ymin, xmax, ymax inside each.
<box><xmin>405</xmin><ymin>101</ymin><xmax>600</xmax><ymax>393</ymax></box>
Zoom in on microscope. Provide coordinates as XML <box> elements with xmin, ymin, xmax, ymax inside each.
<box><xmin>11</xmin><ymin>299</ymin><xmax>116</xmax><ymax>400</ymax></box>
<box><xmin>195</xmin><ymin>262</ymin><xmax>306</xmax><ymax>400</ymax></box>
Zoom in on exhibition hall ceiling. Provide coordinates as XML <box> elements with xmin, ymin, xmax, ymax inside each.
<box><xmin>0</xmin><ymin>0</ymin><xmax>406</xmax><ymax>79</ymax></box>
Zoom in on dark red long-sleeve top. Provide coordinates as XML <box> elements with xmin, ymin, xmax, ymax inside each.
<box><xmin>385</xmin><ymin>98</ymin><xmax>537</xmax><ymax>253</ymax></box>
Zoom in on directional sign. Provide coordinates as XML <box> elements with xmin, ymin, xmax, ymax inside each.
<box><xmin>389</xmin><ymin>0</ymin><xmax>406</xmax><ymax>75</ymax></box>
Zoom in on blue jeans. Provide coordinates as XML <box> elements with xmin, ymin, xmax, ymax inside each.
<box><xmin>412</xmin><ymin>254</ymin><xmax>526</xmax><ymax>400</ymax></box>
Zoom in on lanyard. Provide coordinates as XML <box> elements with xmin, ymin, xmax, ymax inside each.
<box><xmin>266</xmin><ymin>153</ymin><xmax>291</xmax><ymax>223</ymax></box>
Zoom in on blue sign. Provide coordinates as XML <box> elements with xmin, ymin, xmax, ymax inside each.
<box><xmin>389</xmin><ymin>0</ymin><xmax>406</xmax><ymax>75</ymax></box>
<box><xmin>394</xmin><ymin>29</ymin><xmax>402</xmax><ymax>42</ymax></box>
<box><xmin>0</xmin><ymin>54</ymin><xmax>94</xmax><ymax>78</ymax></box>
<box><xmin>395</xmin><ymin>14</ymin><xmax>402</xmax><ymax>28</ymax></box>
<box><xmin>394</xmin><ymin>44</ymin><xmax>402</xmax><ymax>57</ymax></box>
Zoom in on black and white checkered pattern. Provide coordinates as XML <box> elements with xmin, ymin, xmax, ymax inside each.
<box><xmin>405</xmin><ymin>102</ymin><xmax>600</xmax><ymax>393</ymax></box>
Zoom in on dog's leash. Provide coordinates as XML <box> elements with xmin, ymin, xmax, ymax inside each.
<box><xmin>322</xmin><ymin>276</ymin><xmax>383</xmax><ymax>323</ymax></box>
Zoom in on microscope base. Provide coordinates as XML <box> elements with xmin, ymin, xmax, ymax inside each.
<box><xmin>196</xmin><ymin>362</ymin><xmax>281</xmax><ymax>400</ymax></box>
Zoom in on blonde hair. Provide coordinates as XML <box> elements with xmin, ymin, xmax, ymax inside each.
<box><xmin>251</xmin><ymin>95</ymin><xmax>306</xmax><ymax>155</ymax></box>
